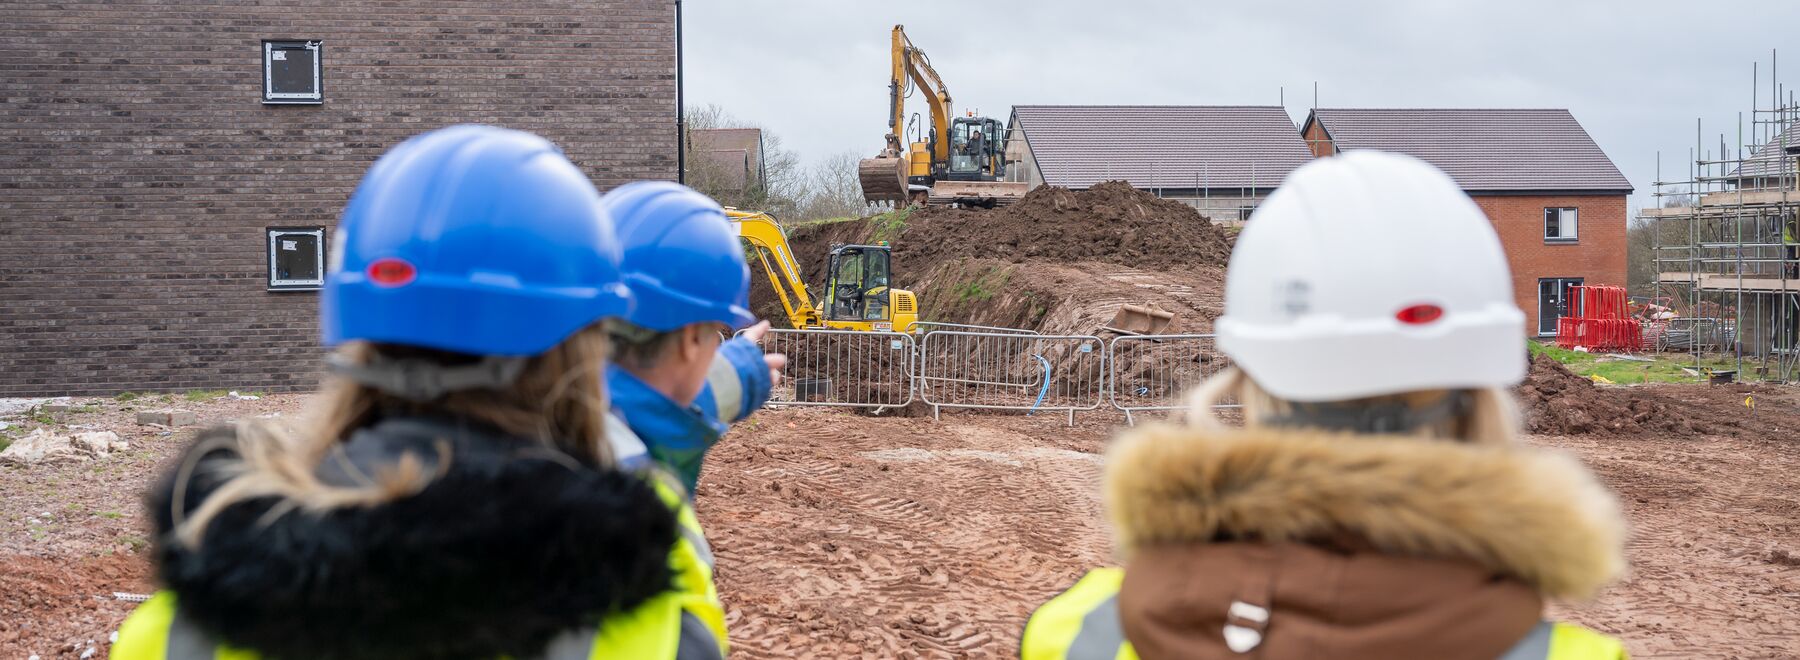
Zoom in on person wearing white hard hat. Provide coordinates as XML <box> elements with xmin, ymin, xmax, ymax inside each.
<box><xmin>1021</xmin><ymin>151</ymin><xmax>1629</xmax><ymax>660</ymax></box>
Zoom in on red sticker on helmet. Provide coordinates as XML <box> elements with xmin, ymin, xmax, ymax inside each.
<box><xmin>367</xmin><ymin>258</ymin><xmax>417</xmax><ymax>287</ymax></box>
<box><xmin>1396</xmin><ymin>304</ymin><xmax>1444</xmax><ymax>325</ymax></box>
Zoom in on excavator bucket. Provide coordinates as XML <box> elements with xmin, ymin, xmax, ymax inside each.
<box><xmin>859</xmin><ymin>155</ymin><xmax>908</xmax><ymax>205</ymax></box>
<box><xmin>1104</xmin><ymin>304</ymin><xmax>1176</xmax><ymax>336</ymax></box>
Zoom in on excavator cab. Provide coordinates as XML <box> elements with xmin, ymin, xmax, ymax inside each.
<box><xmin>825</xmin><ymin>245</ymin><xmax>893</xmax><ymax>323</ymax></box>
<box><xmin>946</xmin><ymin>117</ymin><xmax>1005</xmax><ymax>181</ymax></box>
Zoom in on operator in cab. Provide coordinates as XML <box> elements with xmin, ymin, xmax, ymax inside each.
<box><xmin>1022</xmin><ymin>151</ymin><xmax>1629</xmax><ymax>660</ymax></box>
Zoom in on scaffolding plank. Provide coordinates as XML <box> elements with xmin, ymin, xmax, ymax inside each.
<box><xmin>1657</xmin><ymin>273</ymin><xmax>1800</xmax><ymax>292</ymax></box>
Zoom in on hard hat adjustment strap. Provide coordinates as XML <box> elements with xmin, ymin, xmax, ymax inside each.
<box><xmin>327</xmin><ymin>352</ymin><xmax>530</xmax><ymax>402</ymax></box>
<box><xmin>1263</xmin><ymin>391</ymin><xmax>1473</xmax><ymax>435</ymax></box>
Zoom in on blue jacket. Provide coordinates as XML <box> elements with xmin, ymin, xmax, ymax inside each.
<box><xmin>608</xmin><ymin>336</ymin><xmax>772</xmax><ymax>491</ymax></box>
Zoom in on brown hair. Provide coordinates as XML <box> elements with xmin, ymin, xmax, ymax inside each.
<box><xmin>170</xmin><ymin>324</ymin><xmax>614</xmax><ymax>548</ymax></box>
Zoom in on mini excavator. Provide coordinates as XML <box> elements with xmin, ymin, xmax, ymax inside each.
<box><xmin>730</xmin><ymin>209</ymin><xmax>919</xmax><ymax>333</ymax></box>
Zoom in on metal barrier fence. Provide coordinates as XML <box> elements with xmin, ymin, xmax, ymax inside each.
<box><xmin>757</xmin><ymin>329</ymin><xmax>915</xmax><ymax>411</ymax></box>
<box><xmin>1108</xmin><ymin>334</ymin><xmax>1236</xmax><ymax>425</ymax></box>
<box><xmin>917</xmin><ymin>331</ymin><xmax>1106</xmax><ymax>425</ymax></box>
<box><xmin>902</xmin><ymin>321</ymin><xmax>1040</xmax><ymax>335</ymax></box>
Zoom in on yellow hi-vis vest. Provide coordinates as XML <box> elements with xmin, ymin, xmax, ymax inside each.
<box><xmin>1021</xmin><ymin>568</ymin><xmax>1627</xmax><ymax>660</ymax></box>
<box><xmin>112</xmin><ymin>476</ymin><xmax>725</xmax><ymax>660</ymax></box>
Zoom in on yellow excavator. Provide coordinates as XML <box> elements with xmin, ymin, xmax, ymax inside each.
<box><xmin>858</xmin><ymin>24</ymin><xmax>1029</xmax><ymax>208</ymax></box>
<box><xmin>730</xmin><ymin>209</ymin><xmax>919</xmax><ymax>333</ymax></box>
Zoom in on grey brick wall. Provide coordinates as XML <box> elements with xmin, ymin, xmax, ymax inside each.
<box><xmin>1</xmin><ymin>0</ymin><xmax>678</xmax><ymax>396</ymax></box>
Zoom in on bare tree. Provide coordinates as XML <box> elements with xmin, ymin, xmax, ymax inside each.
<box><xmin>796</xmin><ymin>151</ymin><xmax>867</xmax><ymax>221</ymax></box>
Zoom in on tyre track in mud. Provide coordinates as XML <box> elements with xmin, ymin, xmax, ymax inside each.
<box><xmin>699</xmin><ymin>409</ymin><xmax>1115</xmax><ymax>659</ymax></box>
<box><xmin>1536</xmin><ymin>429</ymin><xmax>1800</xmax><ymax>658</ymax></box>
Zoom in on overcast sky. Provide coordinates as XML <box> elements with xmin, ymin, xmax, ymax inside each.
<box><xmin>683</xmin><ymin>1</ymin><xmax>1798</xmax><ymax>212</ymax></box>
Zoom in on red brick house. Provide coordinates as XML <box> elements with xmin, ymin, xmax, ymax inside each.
<box><xmin>0</xmin><ymin>1</ymin><xmax>680</xmax><ymax>396</ymax></box>
<box><xmin>1300</xmin><ymin>109</ymin><xmax>1633</xmax><ymax>336</ymax></box>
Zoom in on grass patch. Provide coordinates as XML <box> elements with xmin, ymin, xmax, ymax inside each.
<box><xmin>120</xmin><ymin>534</ymin><xmax>149</xmax><ymax>552</ymax></box>
<box><xmin>114</xmin><ymin>391</ymin><xmax>141</xmax><ymax>402</ymax></box>
<box><xmin>97</xmin><ymin>510</ymin><xmax>124</xmax><ymax>520</ymax></box>
<box><xmin>868</xmin><ymin>205</ymin><xmax>913</xmax><ymax>244</ymax></box>
<box><xmin>954</xmin><ymin>266</ymin><xmax>1009</xmax><ymax>302</ymax></box>
<box><xmin>1528</xmin><ymin>341</ymin><xmax>1740</xmax><ymax>384</ymax></box>
<box><xmin>183</xmin><ymin>389</ymin><xmax>227</xmax><ymax>402</ymax></box>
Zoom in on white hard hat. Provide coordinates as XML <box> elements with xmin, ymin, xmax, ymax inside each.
<box><xmin>1216</xmin><ymin>150</ymin><xmax>1526</xmax><ymax>402</ymax></box>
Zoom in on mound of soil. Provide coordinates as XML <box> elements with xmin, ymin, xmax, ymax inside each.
<box><xmin>1515</xmin><ymin>356</ymin><xmax>1708</xmax><ymax>436</ymax></box>
<box><xmin>748</xmin><ymin>181</ymin><xmax>1232</xmax><ymax>331</ymax></box>
<box><xmin>893</xmin><ymin>181</ymin><xmax>1234</xmax><ymax>271</ymax></box>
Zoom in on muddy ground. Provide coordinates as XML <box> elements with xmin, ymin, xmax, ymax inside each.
<box><xmin>3</xmin><ymin>387</ymin><xmax>1797</xmax><ymax>658</ymax></box>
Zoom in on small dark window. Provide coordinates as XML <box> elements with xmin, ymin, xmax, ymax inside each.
<box><xmin>263</xmin><ymin>40</ymin><xmax>322</xmax><ymax>104</ymax></box>
<box><xmin>268</xmin><ymin>227</ymin><xmax>326</xmax><ymax>290</ymax></box>
<box><xmin>1544</xmin><ymin>207</ymin><xmax>1578</xmax><ymax>242</ymax></box>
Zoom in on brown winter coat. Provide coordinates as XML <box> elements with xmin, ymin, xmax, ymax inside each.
<box><xmin>1104</xmin><ymin>424</ymin><xmax>1626</xmax><ymax>660</ymax></box>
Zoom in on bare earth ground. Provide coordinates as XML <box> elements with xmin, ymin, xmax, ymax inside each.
<box><xmin>3</xmin><ymin>391</ymin><xmax>1797</xmax><ymax>659</ymax></box>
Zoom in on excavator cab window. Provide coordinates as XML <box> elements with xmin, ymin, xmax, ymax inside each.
<box><xmin>826</xmin><ymin>246</ymin><xmax>892</xmax><ymax>322</ymax></box>
<box><xmin>949</xmin><ymin>120</ymin><xmax>983</xmax><ymax>175</ymax></box>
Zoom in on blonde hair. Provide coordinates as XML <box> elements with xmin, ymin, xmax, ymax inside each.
<box><xmin>1181</xmin><ymin>366</ymin><xmax>1519</xmax><ymax>445</ymax></box>
<box><xmin>170</xmin><ymin>324</ymin><xmax>615</xmax><ymax>548</ymax></box>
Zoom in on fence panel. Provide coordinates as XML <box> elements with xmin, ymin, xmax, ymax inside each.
<box><xmin>918</xmin><ymin>331</ymin><xmax>1105</xmax><ymax>424</ymax></box>
<box><xmin>757</xmin><ymin>329</ymin><xmax>915</xmax><ymax>410</ymax></box>
<box><xmin>903</xmin><ymin>321</ymin><xmax>1040</xmax><ymax>335</ymax></box>
<box><xmin>1109</xmin><ymin>334</ymin><xmax>1236</xmax><ymax>424</ymax></box>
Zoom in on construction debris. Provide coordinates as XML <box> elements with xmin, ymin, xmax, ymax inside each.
<box><xmin>0</xmin><ymin>429</ymin><xmax>127</xmax><ymax>466</ymax></box>
<box><xmin>135</xmin><ymin>410</ymin><xmax>196</xmax><ymax>427</ymax></box>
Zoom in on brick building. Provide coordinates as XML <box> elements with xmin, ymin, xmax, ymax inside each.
<box><xmin>1005</xmin><ymin>105</ymin><xmax>1313</xmax><ymax>222</ymax></box>
<box><xmin>1</xmin><ymin>1</ymin><xmax>679</xmax><ymax>396</ymax></box>
<box><xmin>1301</xmin><ymin>108</ymin><xmax>1633</xmax><ymax>335</ymax></box>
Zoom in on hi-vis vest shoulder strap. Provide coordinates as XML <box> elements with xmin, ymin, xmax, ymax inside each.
<box><xmin>1499</xmin><ymin>621</ymin><xmax>1629</xmax><ymax>660</ymax></box>
<box><xmin>112</xmin><ymin>474</ymin><xmax>725</xmax><ymax>660</ymax></box>
<box><xmin>1021</xmin><ymin>568</ymin><xmax>1139</xmax><ymax>660</ymax></box>
<box><xmin>1020</xmin><ymin>568</ymin><xmax>1627</xmax><ymax>660</ymax></box>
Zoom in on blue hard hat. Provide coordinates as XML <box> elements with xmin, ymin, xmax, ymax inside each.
<box><xmin>322</xmin><ymin>125</ymin><xmax>633</xmax><ymax>356</ymax></box>
<box><xmin>600</xmin><ymin>181</ymin><xmax>755</xmax><ymax>331</ymax></box>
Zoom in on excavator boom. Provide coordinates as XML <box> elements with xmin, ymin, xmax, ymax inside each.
<box><xmin>730</xmin><ymin>209</ymin><xmax>822</xmax><ymax>330</ymax></box>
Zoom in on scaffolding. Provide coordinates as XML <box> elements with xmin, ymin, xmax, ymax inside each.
<box><xmin>1642</xmin><ymin>53</ymin><xmax>1800</xmax><ymax>383</ymax></box>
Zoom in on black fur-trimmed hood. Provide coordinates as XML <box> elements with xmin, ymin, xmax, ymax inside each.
<box><xmin>148</xmin><ymin>416</ymin><xmax>678</xmax><ymax>660</ymax></box>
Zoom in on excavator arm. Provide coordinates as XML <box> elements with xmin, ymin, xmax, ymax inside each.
<box><xmin>886</xmin><ymin>24</ymin><xmax>952</xmax><ymax>163</ymax></box>
<box><xmin>729</xmin><ymin>209</ymin><xmax>822</xmax><ymax>329</ymax></box>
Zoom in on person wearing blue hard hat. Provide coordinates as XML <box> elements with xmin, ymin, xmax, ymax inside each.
<box><xmin>601</xmin><ymin>180</ymin><xmax>786</xmax><ymax>493</ymax></box>
<box><xmin>113</xmin><ymin>126</ymin><xmax>728</xmax><ymax>660</ymax></box>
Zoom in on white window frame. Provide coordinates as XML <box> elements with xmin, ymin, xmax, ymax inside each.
<box><xmin>263</xmin><ymin>40</ymin><xmax>323</xmax><ymax>104</ymax></box>
<box><xmin>268</xmin><ymin>227</ymin><xmax>326</xmax><ymax>291</ymax></box>
<box><xmin>1544</xmin><ymin>207</ymin><xmax>1578</xmax><ymax>243</ymax></box>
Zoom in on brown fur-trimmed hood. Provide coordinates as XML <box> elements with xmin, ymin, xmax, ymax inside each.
<box><xmin>1105</xmin><ymin>424</ymin><xmax>1626</xmax><ymax>599</ymax></box>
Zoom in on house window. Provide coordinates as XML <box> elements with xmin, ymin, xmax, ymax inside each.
<box><xmin>268</xmin><ymin>227</ymin><xmax>326</xmax><ymax>291</ymax></box>
<box><xmin>1544</xmin><ymin>207</ymin><xmax>1578</xmax><ymax>242</ymax></box>
<box><xmin>263</xmin><ymin>40</ymin><xmax>322</xmax><ymax>104</ymax></box>
<box><xmin>1537</xmin><ymin>277</ymin><xmax>1583</xmax><ymax>335</ymax></box>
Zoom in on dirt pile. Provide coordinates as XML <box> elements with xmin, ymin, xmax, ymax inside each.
<box><xmin>890</xmin><ymin>180</ymin><xmax>1233</xmax><ymax>270</ymax></box>
<box><xmin>1515</xmin><ymin>356</ymin><xmax>1709</xmax><ymax>436</ymax></box>
<box><xmin>748</xmin><ymin>181</ymin><xmax>1232</xmax><ymax>333</ymax></box>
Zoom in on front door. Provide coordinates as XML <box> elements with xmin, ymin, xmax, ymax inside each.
<box><xmin>1538</xmin><ymin>277</ymin><xmax>1583</xmax><ymax>335</ymax></box>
